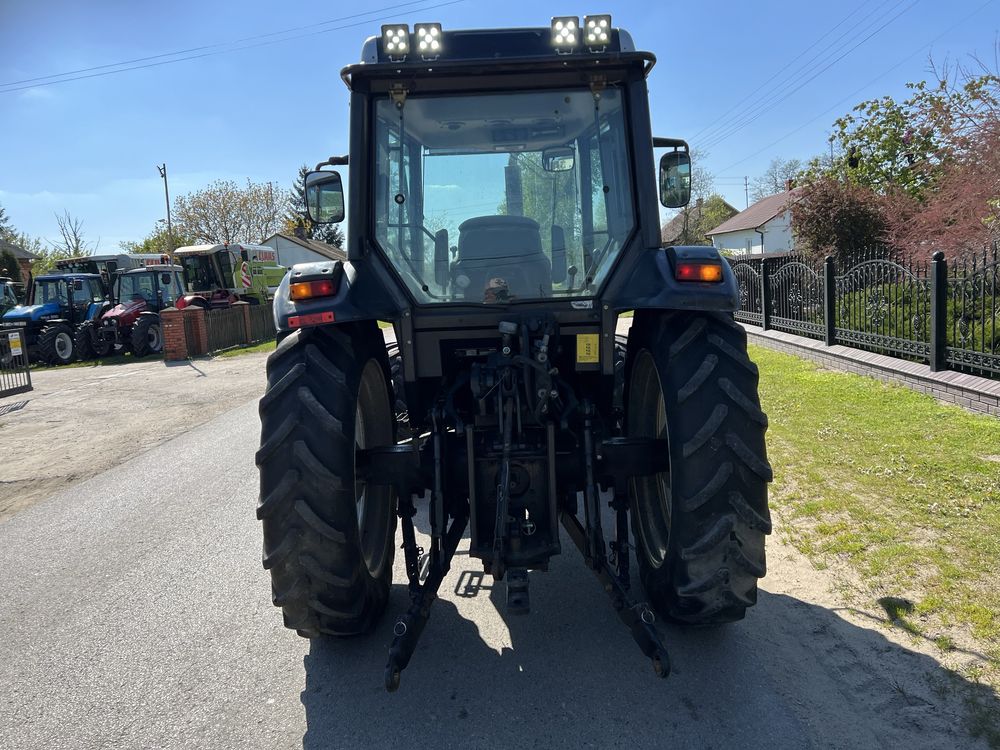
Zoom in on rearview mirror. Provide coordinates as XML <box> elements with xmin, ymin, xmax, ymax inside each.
<box><xmin>542</xmin><ymin>147</ymin><xmax>575</xmax><ymax>172</ymax></box>
<box><xmin>305</xmin><ymin>170</ymin><xmax>345</xmax><ymax>224</ymax></box>
<box><xmin>659</xmin><ymin>151</ymin><xmax>691</xmax><ymax>208</ymax></box>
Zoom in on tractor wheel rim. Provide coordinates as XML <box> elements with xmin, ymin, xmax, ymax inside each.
<box><xmin>629</xmin><ymin>350</ymin><xmax>672</xmax><ymax>569</ymax></box>
<box><xmin>148</xmin><ymin>323</ymin><xmax>162</xmax><ymax>351</ymax></box>
<box><xmin>55</xmin><ymin>332</ymin><xmax>72</xmax><ymax>360</ymax></box>
<box><xmin>355</xmin><ymin>404</ymin><xmax>367</xmax><ymax>536</ymax></box>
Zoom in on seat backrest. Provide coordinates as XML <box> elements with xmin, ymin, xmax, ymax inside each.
<box><xmin>453</xmin><ymin>216</ymin><xmax>551</xmax><ymax>299</ymax></box>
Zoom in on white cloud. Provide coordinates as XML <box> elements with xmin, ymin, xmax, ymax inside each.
<box><xmin>17</xmin><ymin>87</ymin><xmax>55</xmax><ymax>101</ymax></box>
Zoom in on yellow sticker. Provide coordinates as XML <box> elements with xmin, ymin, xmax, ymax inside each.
<box><xmin>576</xmin><ymin>334</ymin><xmax>600</xmax><ymax>364</ymax></box>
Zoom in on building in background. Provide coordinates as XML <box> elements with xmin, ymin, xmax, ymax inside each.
<box><xmin>0</xmin><ymin>239</ymin><xmax>38</xmax><ymax>281</ymax></box>
<box><xmin>260</xmin><ymin>233</ymin><xmax>346</xmax><ymax>268</ymax></box>
<box><xmin>706</xmin><ymin>187</ymin><xmax>801</xmax><ymax>255</ymax></box>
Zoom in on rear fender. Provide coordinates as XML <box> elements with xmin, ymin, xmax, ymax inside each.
<box><xmin>273</xmin><ymin>260</ymin><xmax>400</xmax><ymax>332</ymax></box>
<box><xmin>605</xmin><ymin>246</ymin><xmax>739</xmax><ymax>313</ymax></box>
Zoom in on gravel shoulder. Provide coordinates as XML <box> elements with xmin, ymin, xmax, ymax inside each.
<box><xmin>0</xmin><ymin>354</ymin><xmax>269</xmax><ymax>523</ymax></box>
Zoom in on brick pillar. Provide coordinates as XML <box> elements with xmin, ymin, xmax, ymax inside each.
<box><xmin>161</xmin><ymin>307</ymin><xmax>187</xmax><ymax>361</ymax></box>
<box><xmin>185</xmin><ymin>305</ymin><xmax>208</xmax><ymax>356</ymax></box>
<box><xmin>233</xmin><ymin>301</ymin><xmax>252</xmax><ymax>344</ymax></box>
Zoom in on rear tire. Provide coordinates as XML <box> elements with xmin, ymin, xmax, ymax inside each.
<box><xmin>256</xmin><ymin>323</ymin><xmax>396</xmax><ymax>636</ymax></box>
<box><xmin>37</xmin><ymin>323</ymin><xmax>75</xmax><ymax>366</ymax></box>
<box><xmin>131</xmin><ymin>316</ymin><xmax>162</xmax><ymax>357</ymax></box>
<box><xmin>625</xmin><ymin>310</ymin><xmax>772</xmax><ymax>624</ymax></box>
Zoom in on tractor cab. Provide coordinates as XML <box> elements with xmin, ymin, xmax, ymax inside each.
<box><xmin>0</xmin><ymin>273</ymin><xmax>106</xmax><ymax>364</ymax></box>
<box><xmin>174</xmin><ymin>243</ymin><xmax>285</xmax><ymax>308</ymax></box>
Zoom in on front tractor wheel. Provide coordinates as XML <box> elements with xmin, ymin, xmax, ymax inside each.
<box><xmin>37</xmin><ymin>323</ymin><xmax>75</xmax><ymax>366</ymax></box>
<box><xmin>256</xmin><ymin>324</ymin><xmax>396</xmax><ymax>637</ymax></box>
<box><xmin>626</xmin><ymin>311</ymin><xmax>772</xmax><ymax>625</ymax></box>
<box><xmin>130</xmin><ymin>316</ymin><xmax>162</xmax><ymax>357</ymax></box>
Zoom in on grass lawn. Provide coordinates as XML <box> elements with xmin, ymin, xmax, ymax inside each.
<box><xmin>32</xmin><ymin>353</ymin><xmax>159</xmax><ymax>371</ymax></box>
<box><xmin>214</xmin><ymin>339</ymin><xmax>277</xmax><ymax>358</ymax></box>
<box><xmin>753</xmin><ymin>344</ymin><xmax>1000</xmax><ymax>677</ymax></box>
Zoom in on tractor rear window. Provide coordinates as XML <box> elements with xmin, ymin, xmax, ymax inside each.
<box><xmin>373</xmin><ymin>87</ymin><xmax>635</xmax><ymax>304</ymax></box>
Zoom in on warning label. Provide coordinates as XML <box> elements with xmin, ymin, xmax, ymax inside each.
<box><xmin>576</xmin><ymin>333</ymin><xmax>599</xmax><ymax>364</ymax></box>
<box><xmin>7</xmin><ymin>331</ymin><xmax>22</xmax><ymax>357</ymax></box>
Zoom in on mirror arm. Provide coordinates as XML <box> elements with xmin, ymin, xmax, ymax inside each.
<box><xmin>314</xmin><ymin>155</ymin><xmax>349</xmax><ymax>169</ymax></box>
<box><xmin>653</xmin><ymin>137</ymin><xmax>689</xmax><ymax>151</ymax></box>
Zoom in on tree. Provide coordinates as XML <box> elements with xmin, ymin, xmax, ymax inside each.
<box><xmin>120</xmin><ymin>220</ymin><xmax>194</xmax><ymax>254</ymax></box>
<box><xmin>51</xmin><ymin>210</ymin><xmax>96</xmax><ymax>256</ymax></box>
<box><xmin>791</xmin><ymin>176</ymin><xmax>888</xmax><ymax>262</ymax></box>
<box><xmin>173</xmin><ymin>178</ymin><xmax>290</xmax><ymax>244</ymax></box>
<box><xmin>0</xmin><ymin>250</ymin><xmax>20</xmax><ymax>282</ymax></box>
<box><xmin>823</xmin><ymin>65</ymin><xmax>999</xmax><ymax>199</ymax></box>
<box><xmin>750</xmin><ymin>157</ymin><xmax>803</xmax><ymax>201</ymax></box>
<box><xmin>0</xmin><ymin>203</ymin><xmax>13</xmax><ymax>244</ymax></box>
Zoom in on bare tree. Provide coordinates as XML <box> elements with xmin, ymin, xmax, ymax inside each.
<box><xmin>173</xmin><ymin>179</ymin><xmax>290</xmax><ymax>244</ymax></box>
<box><xmin>51</xmin><ymin>210</ymin><xmax>97</xmax><ymax>255</ymax></box>
<box><xmin>750</xmin><ymin>157</ymin><xmax>803</xmax><ymax>201</ymax></box>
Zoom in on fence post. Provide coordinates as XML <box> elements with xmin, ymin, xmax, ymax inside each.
<box><xmin>184</xmin><ymin>306</ymin><xmax>208</xmax><ymax>356</ymax></box>
<box><xmin>760</xmin><ymin>255</ymin><xmax>772</xmax><ymax>331</ymax></box>
<box><xmin>929</xmin><ymin>250</ymin><xmax>947</xmax><ymax>372</ymax></box>
<box><xmin>161</xmin><ymin>307</ymin><xmax>187</xmax><ymax>361</ymax></box>
<box><xmin>823</xmin><ymin>256</ymin><xmax>836</xmax><ymax>346</ymax></box>
<box><xmin>234</xmin><ymin>301</ymin><xmax>252</xmax><ymax>344</ymax></box>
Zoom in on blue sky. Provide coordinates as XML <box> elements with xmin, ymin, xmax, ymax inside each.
<box><xmin>1</xmin><ymin>0</ymin><xmax>997</xmax><ymax>249</ymax></box>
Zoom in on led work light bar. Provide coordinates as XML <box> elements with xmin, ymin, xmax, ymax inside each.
<box><xmin>550</xmin><ymin>16</ymin><xmax>579</xmax><ymax>51</ymax></box>
<box><xmin>414</xmin><ymin>23</ymin><xmax>442</xmax><ymax>58</ymax></box>
<box><xmin>584</xmin><ymin>14</ymin><xmax>611</xmax><ymax>51</ymax></box>
<box><xmin>381</xmin><ymin>24</ymin><xmax>410</xmax><ymax>58</ymax></box>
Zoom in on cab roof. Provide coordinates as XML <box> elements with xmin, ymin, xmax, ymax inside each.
<box><xmin>174</xmin><ymin>243</ymin><xmax>272</xmax><ymax>255</ymax></box>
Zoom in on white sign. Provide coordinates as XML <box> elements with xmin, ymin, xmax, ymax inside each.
<box><xmin>7</xmin><ymin>331</ymin><xmax>23</xmax><ymax>357</ymax></box>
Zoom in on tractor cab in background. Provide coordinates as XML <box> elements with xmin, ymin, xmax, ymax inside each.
<box><xmin>174</xmin><ymin>243</ymin><xmax>286</xmax><ymax>308</ymax></box>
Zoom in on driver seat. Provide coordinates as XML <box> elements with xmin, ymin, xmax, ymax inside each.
<box><xmin>452</xmin><ymin>216</ymin><xmax>551</xmax><ymax>300</ymax></box>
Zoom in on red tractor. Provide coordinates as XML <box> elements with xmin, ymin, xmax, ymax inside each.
<box><xmin>76</xmin><ymin>265</ymin><xmax>185</xmax><ymax>359</ymax></box>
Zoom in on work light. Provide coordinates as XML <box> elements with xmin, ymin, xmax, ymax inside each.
<box><xmin>414</xmin><ymin>23</ymin><xmax>442</xmax><ymax>58</ymax></box>
<box><xmin>381</xmin><ymin>24</ymin><xmax>410</xmax><ymax>58</ymax></box>
<box><xmin>584</xmin><ymin>14</ymin><xmax>611</xmax><ymax>51</ymax></box>
<box><xmin>550</xmin><ymin>16</ymin><xmax>579</xmax><ymax>51</ymax></box>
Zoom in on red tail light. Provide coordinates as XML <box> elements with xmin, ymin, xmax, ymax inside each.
<box><xmin>675</xmin><ymin>262</ymin><xmax>723</xmax><ymax>282</ymax></box>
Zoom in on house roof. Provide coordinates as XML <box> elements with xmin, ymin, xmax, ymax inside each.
<box><xmin>0</xmin><ymin>238</ymin><xmax>38</xmax><ymax>260</ymax></box>
<box><xmin>262</xmin><ymin>233</ymin><xmax>346</xmax><ymax>262</ymax></box>
<box><xmin>661</xmin><ymin>198</ymin><xmax>739</xmax><ymax>244</ymax></box>
<box><xmin>705</xmin><ymin>188</ymin><xmax>801</xmax><ymax>236</ymax></box>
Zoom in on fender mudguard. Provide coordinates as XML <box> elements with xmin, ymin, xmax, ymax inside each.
<box><xmin>272</xmin><ymin>260</ymin><xmax>400</xmax><ymax>332</ymax></box>
<box><xmin>606</xmin><ymin>246</ymin><xmax>739</xmax><ymax>313</ymax></box>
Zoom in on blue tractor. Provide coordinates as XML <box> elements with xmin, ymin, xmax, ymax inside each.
<box><xmin>0</xmin><ymin>273</ymin><xmax>107</xmax><ymax>365</ymax></box>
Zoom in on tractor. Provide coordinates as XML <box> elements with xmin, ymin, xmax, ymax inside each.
<box><xmin>173</xmin><ymin>243</ymin><xmax>285</xmax><ymax>309</ymax></box>
<box><xmin>75</xmin><ymin>264</ymin><xmax>185</xmax><ymax>359</ymax></box>
<box><xmin>0</xmin><ymin>273</ymin><xmax>106</xmax><ymax>365</ymax></box>
<box><xmin>257</xmin><ymin>17</ymin><xmax>772</xmax><ymax>691</ymax></box>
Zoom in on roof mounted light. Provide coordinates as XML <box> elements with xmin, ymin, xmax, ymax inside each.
<box><xmin>584</xmin><ymin>14</ymin><xmax>611</xmax><ymax>51</ymax></box>
<box><xmin>381</xmin><ymin>24</ymin><xmax>410</xmax><ymax>60</ymax></box>
<box><xmin>414</xmin><ymin>23</ymin><xmax>442</xmax><ymax>60</ymax></box>
<box><xmin>550</xmin><ymin>16</ymin><xmax>579</xmax><ymax>53</ymax></box>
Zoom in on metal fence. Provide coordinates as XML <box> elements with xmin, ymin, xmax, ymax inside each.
<box><xmin>0</xmin><ymin>329</ymin><xmax>32</xmax><ymax>398</ymax></box>
<box><xmin>205</xmin><ymin>306</ymin><xmax>247</xmax><ymax>354</ymax></box>
<box><xmin>730</xmin><ymin>243</ymin><xmax>1000</xmax><ymax>379</ymax></box>
<box><xmin>249</xmin><ymin>303</ymin><xmax>276</xmax><ymax>343</ymax></box>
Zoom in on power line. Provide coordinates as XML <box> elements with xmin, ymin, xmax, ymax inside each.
<box><xmin>713</xmin><ymin>0</ymin><xmax>997</xmax><ymax>174</ymax></box>
<box><xmin>0</xmin><ymin>0</ymin><xmax>442</xmax><ymax>88</ymax></box>
<box><xmin>698</xmin><ymin>0</ymin><xmax>918</xmax><ymax>151</ymax></box>
<box><xmin>0</xmin><ymin>0</ymin><xmax>468</xmax><ymax>94</ymax></box>
<box><xmin>688</xmin><ymin>0</ymin><xmax>886</xmax><ymax>142</ymax></box>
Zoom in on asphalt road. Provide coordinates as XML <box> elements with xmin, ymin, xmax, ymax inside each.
<box><xmin>0</xmin><ymin>399</ymin><xmax>991</xmax><ymax>750</ymax></box>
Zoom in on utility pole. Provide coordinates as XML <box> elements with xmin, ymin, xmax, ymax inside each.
<box><xmin>156</xmin><ymin>163</ymin><xmax>174</xmax><ymax>263</ymax></box>
<box><xmin>744</xmin><ymin>176</ymin><xmax>749</xmax><ymax>209</ymax></box>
